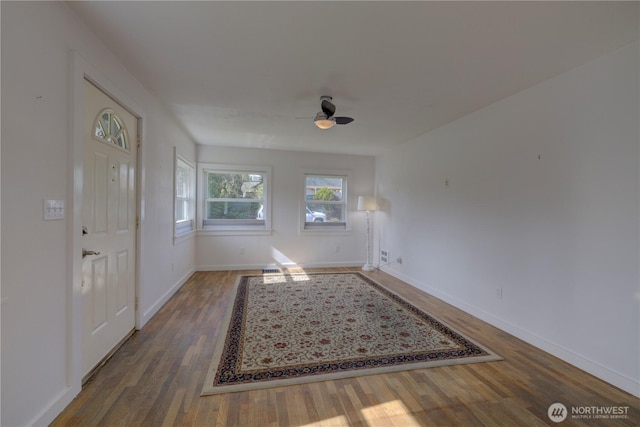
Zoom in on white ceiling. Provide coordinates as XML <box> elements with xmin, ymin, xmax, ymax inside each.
<box><xmin>68</xmin><ymin>1</ymin><xmax>639</xmax><ymax>156</ymax></box>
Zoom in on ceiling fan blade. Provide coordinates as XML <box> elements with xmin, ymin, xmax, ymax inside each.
<box><xmin>321</xmin><ymin>98</ymin><xmax>336</xmax><ymax>118</ymax></box>
<box><xmin>334</xmin><ymin>116</ymin><xmax>354</xmax><ymax>125</ymax></box>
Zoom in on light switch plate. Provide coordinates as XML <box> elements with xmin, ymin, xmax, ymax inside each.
<box><xmin>44</xmin><ymin>199</ymin><xmax>64</xmax><ymax>220</ymax></box>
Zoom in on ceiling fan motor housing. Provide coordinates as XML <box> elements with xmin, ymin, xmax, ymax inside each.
<box><xmin>314</xmin><ymin>95</ymin><xmax>353</xmax><ymax>129</ymax></box>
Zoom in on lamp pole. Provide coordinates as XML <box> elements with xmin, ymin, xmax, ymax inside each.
<box><xmin>362</xmin><ymin>209</ymin><xmax>374</xmax><ymax>271</ymax></box>
<box><xmin>357</xmin><ymin>195</ymin><xmax>377</xmax><ymax>272</ymax></box>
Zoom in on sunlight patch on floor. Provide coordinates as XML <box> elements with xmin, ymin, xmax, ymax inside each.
<box><xmin>262</xmin><ymin>247</ymin><xmax>312</xmax><ymax>282</ymax></box>
<box><xmin>262</xmin><ymin>272</ymin><xmax>311</xmax><ymax>284</ymax></box>
<box><xmin>360</xmin><ymin>400</ymin><xmax>422</xmax><ymax>427</ymax></box>
<box><xmin>299</xmin><ymin>415</ymin><xmax>350</xmax><ymax>427</ymax></box>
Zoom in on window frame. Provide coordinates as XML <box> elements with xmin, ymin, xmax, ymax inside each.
<box><xmin>174</xmin><ymin>151</ymin><xmax>195</xmax><ymax>241</ymax></box>
<box><xmin>93</xmin><ymin>108</ymin><xmax>129</xmax><ymax>152</ymax></box>
<box><xmin>301</xmin><ymin>170</ymin><xmax>350</xmax><ymax>234</ymax></box>
<box><xmin>197</xmin><ymin>163</ymin><xmax>272</xmax><ymax>236</ymax></box>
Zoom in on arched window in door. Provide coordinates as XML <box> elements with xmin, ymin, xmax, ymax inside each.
<box><xmin>93</xmin><ymin>109</ymin><xmax>129</xmax><ymax>151</ymax></box>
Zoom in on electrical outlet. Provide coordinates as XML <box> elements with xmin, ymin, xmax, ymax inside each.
<box><xmin>380</xmin><ymin>250</ymin><xmax>389</xmax><ymax>263</ymax></box>
<box><xmin>396</xmin><ymin>257</ymin><xmax>403</xmax><ymax>264</ymax></box>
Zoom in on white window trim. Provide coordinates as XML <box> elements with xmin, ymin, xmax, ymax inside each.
<box><xmin>174</xmin><ymin>150</ymin><xmax>195</xmax><ymax>243</ymax></box>
<box><xmin>300</xmin><ymin>169</ymin><xmax>351</xmax><ymax>235</ymax></box>
<box><xmin>197</xmin><ymin>163</ymin><xmax>272</xmax><ymax>236</ymax></box>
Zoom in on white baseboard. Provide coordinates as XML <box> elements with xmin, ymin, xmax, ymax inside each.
<box><xmin>196</xmin><ymin>261</ymin><xmax>363</xmax><ymax>271</ymax></box>
<box><xmin>32</xmin><ymin>269</ymin><xmax>195</xmax><ymax>426</ymax></box>
<box><xmin>140</xmin><ymin>268</ymin><xmax>195</xmax><ymax>327</ymax></box>
<box><xmin>30</xmin><ymin>384</ymin><xmax>80</xmax><ymax>427</ymax></box>
<box><xmin>380</xmin><ymin>266</ymin><xmax>640</xmax><ymax>398</ymax></box>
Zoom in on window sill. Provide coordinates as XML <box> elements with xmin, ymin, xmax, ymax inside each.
<box><xmin>198</xmin><ymin>228</ymin><xmax>273</xmax><ymax>237</ymax></box>
<box><xmin>299</xmin><ymin>227</ymin><xmax>352</xmax><ymax>236</ymax></box>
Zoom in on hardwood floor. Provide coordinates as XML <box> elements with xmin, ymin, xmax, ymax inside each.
<box><xmin>52</xmin><ymin>268</ymin><xmax>639</xmax><ymax>426</ymax></box>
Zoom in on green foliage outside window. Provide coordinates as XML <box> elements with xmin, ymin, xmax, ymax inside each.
<box><xmin>207</xmin><ymin>172</ymin><xmax>264</xmax><ymax>220</ymax></box>
<box><xmin>311</xmin><ymin>186</ymin><xmax>343</xmax><ymax>222</ymax></box>
<box><xmin>313</xmin><ymin>187</ymin><xmax>334</xmax><ymax>201</ymax></box>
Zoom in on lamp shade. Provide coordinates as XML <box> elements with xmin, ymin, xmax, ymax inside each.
<box><xmin>357</xmin><ymin>196</ymin><xmax>377</xmax><ymax>211</ymax></box>
<box><xmin>314</xmin><ymin>112</ymin><xmax>335</xmax><ymax>129</ymax></box>
<box><xmin>314</xmin><ymin>118</ymin><xmax>335</xmax><ymax>129</ymax></box>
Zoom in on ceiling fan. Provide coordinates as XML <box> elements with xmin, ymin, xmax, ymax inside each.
<box><xmin>313</xmin><ymin>96</ymin><xmax>354</xmax><ymax>130</ymax></box>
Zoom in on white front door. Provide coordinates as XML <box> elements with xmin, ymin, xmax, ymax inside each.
<box><xmin>82</xmin><ymin>79</ymin><xmax>137</xmax><ymax>377</ymax></box>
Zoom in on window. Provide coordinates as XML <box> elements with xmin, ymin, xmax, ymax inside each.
<box><xmin>303</xmin><ymin>173</ymin><xmax>348</xmax><ymax>230</ymax></box>
<box><xmin>198</xmin><ymin>163</ymin><xmax>271</xmax><ymax>233</ymax></box>
<box><xmin>174</xmin><ymin>154</ymin><xmax>195</xmax><ymax>237</ymax></box>
<box><xmin>94</xmin><ymin>109</ymin><xmax>128</xmax><ymax>151</ymax></box>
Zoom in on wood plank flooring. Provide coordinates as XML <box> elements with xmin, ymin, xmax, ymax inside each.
<box><xmin>52</xmin><ymin>268</ymin><xmax>639</xmax><ymax>426</ymax></box>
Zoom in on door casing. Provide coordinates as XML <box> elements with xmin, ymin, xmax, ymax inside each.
<box><xmin>64</xmin><ymin>51</ymin><xmax>146</xmax><ymax>411</ymax></box>
<box><xmin>81</xmin><ymin>79</ymin><xmax>138</xmax><ymax>378</ymax></box>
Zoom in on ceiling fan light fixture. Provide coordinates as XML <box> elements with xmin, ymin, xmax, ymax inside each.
<box><xmin>314</xmin><ymin>113</ymin><xmax>335</xmax><ymax>130</ymax></box>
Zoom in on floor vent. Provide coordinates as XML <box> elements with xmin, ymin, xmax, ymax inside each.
<box><xmin>262</xmin><ymin>268</ymin><xmax>281</xmax><ymax>274</ymax></box>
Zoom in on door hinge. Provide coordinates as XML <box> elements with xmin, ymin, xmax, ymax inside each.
<box><xmin>135</xmin><ymin>297</ymin><xmax>139</xmax><ymax>311</ymax></box>
<box><xmin>136</xmin><ymin>216</ymin><xmax>140</xmax><ymax>229</ymax></box>
<box><xmin>137</xmin><ymin>134</ymin><xmax>141</xmax><ymax>148</ymax></box>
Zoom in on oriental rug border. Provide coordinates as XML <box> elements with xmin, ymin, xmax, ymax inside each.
<box><xmin>202</xmin><ymin>272</ymin><xmax>501</xmax><ymax>395</ymax></box>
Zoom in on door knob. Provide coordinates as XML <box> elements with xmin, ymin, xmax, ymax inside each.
<box><xmin>82</xmin><ymin>249</ymin><xmax>101</xmax><ymax>258</ymax></box>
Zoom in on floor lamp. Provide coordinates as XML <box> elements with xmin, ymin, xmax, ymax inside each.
<box><xmin>357</xmin><ymin>196</ymin><xmax>378</xmax><ymax>272</ymax></box>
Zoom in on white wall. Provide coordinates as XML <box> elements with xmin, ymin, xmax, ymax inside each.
<box><xmin>196</xmin><ymin>146</ymin><xmax>375</xmax><ymax>270</ymax></box>
<box><xmin>1</xmin><ymin>2</ymin><xmax>196</xmax><ymax>426</ymax></box>
<box><xmin>138</xmin><ymin>141</ymin><xmax>196</xmax><ymax>327</ymax></box>
<box><xmin>375</xmin><ymin>42</ymin><xmax>639</xmax><ymax>396</ymax></box>
<box><xmin>1</xmin><ymin>2</ymin><xmax>635</xmax><ymax>425</ymax></box>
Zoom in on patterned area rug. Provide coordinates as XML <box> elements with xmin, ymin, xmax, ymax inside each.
<box><xmin>202</xmin><ymin>272</ymin><xmax>501</xmax><ymax>395</ymax></box>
